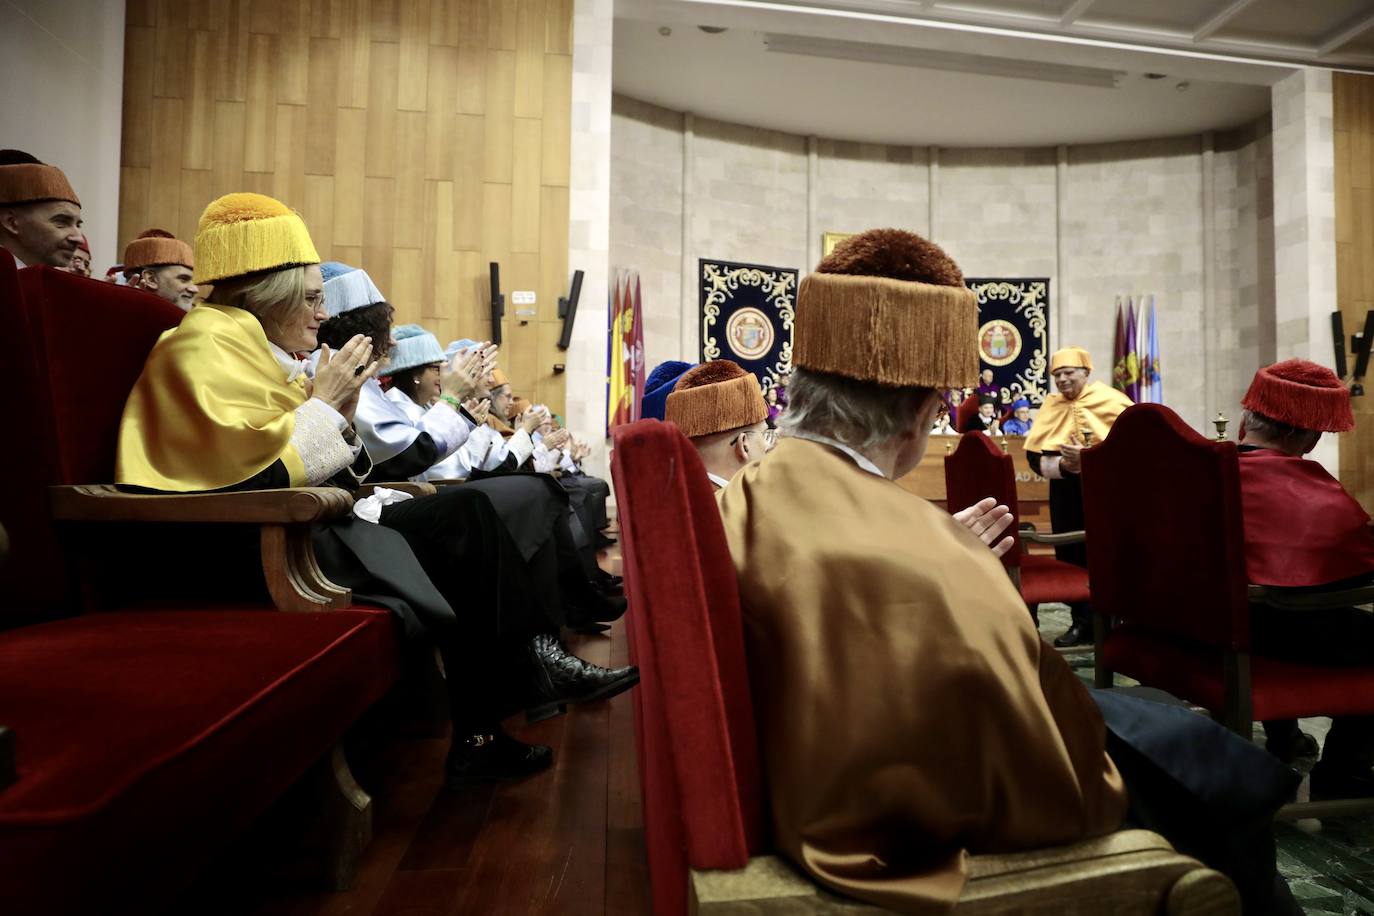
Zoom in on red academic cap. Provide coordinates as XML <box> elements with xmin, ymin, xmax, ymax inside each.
<box><xmin>1242</xmin><ymin>358</ymin><xmax>1353</xmax><ymax>433</ymax></box>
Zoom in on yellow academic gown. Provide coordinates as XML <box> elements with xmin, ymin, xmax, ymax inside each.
<box><xmin>1024</xmin><ymin>380</ymin><xmax>1133</xmax><ymax>455</ymax></box>
<box><xmin>717</xmin><ymin>438</ymin><xmax>1127</xmax><ymax>913</ymax></box>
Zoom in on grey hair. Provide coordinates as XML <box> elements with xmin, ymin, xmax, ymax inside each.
<box><xmin>1241</xmin><ymin>409</ymin><xmax>1320</xmax><ymax>448</ymax></box>
<box><xmin>777</xmin><ymin>367</ymin><xmax>936</xmax><ymax>452</ymax></box>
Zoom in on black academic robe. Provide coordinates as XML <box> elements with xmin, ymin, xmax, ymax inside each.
<box><xmin>138</xmin><ymin>444</ymin><xmax>558</xmax><ymax>730</ymax></box>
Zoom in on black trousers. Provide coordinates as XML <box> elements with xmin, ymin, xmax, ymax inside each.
<box><xmin>1252</xmin><ymin>603</ymin><xmax>1374</xmax><ymax>773</ymax></box>
<box><xmin>560</xmin><ymin>474</ymin><xmax>610</xmax><ymax>533</ymax></box>
<box><xmin>373</xmin><ymin>486</ymin><xmax>557</xmax><ymax>731</ymax></box>
<box><xmin>1095</xmin><ymin>688</ymin><xmax>1301</xmax><ymax>915</ymax></box>
<box><xmin>1048</xmin><ymin>473</ymin><xmax>1090</xmax><ymax>627</ymax></box>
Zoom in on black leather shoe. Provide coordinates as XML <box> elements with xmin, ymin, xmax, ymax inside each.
<box><xmin>1267</xmin><ymin>731</ymin><xmax>1320</xmax><ymax>763</ymax></box>
<box><xmin>526</xmin><ymin>633</ymin><xmax>639</xmax><ymax>720</ymax></box>
<box><xmin>1053</xmin><ymin>623</ymin><xmax>1092</xmax><ymax>648</ymax></box>
<box><xmin>594</xmin><ymin>534</ymin><xmax>618</xmax><ymax>549</ymax></box>
<box><xmin>592</xmin><ymin>571</ymin><xmax>624</xmax><ymax>595</ymax></box>
<box><xmin>568</xmin><ymin>588</ymin><xmax>628</xmax><ymax>623</ymax></box>
<box><xmin>446</xmin><ymin>731</ymin><xmax>553</xmax><ymax>786</ymax></box>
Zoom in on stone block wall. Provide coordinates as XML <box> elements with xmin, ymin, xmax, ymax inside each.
<box><xmin>610</xmin><ymin>91</ymin><xmax>1277</xmax><ymax>433</ymax></box>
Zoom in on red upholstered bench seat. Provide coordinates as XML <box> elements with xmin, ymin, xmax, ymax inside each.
<box><xmin>0</xmin><ymin>607</ymin><xmax>400</xmax><ymax>913</ymax></box>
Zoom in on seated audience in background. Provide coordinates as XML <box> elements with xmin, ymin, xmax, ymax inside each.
<box><xmin>116</xmin><ymin>193</ymin><xmax>635</xmax><ymax>785</ymax></box>
<box><xmin>462</xmin><ymin>362</ymin><xmax>544</xmax><ymax>473</ymax></box>
<box><xmin>718</xmin><ymin>228</ymin><xmax>1299</xmax><ymax>915</ymax></box>
<box><xmin>0</xmin><ymin>150</ymin><xmax>83</xmax><ymax>268</ymax></box>
<box><xmin>640</xmin><ymin>359</ymin><xmax>693</xmax><ymax>420</ymax></box>
<box><xmin>665</xmin><ymin>359</ymin><xmax>773</xmax><ymax>490</ymax></box>
<box><xmin>315</xmin><ymin>267</ymin><xmax>627</xmax><ymax>636</ymax></box>
<box><xmin>1236</xmin><ymin>359</ymin><xmax>1374</xmax><ymax>793</ymax></box>
<box><xmin>1025</xmin><ymin>346</ymin><xmax>1133</xmax><ymax>647</ymax></box>
<box><xmin>122</xmin><ymin>229</ymin><xmax>198</xmax><ymax>310</ymax></box>
<box><xmin>66</xmin><ymin>233</ymin><xmax>91</xmax><ymax>277</ymax></box>
<box><xmin>531</xmin><ymin>408</ymin><xmax>613</xmax><ymax>547</ymax></box>
<box><xmin>930</xmin><ymin>400</ymin><xmax>953</xmax><ymax>434</ymax></box>
<box><xmin>1001</xmin><ymin>397</ymin><xmax>1033</xmax><ymax>435</ymax></box>
<box><xmin>963</xmin><ymin>395</ymin><xmax>1002</xmax><ymax>434</ymax></box>
<box><xmin>975</xmin><ymin>367</ymin><xmax>1001</xmax><ymax>409</ymax></box>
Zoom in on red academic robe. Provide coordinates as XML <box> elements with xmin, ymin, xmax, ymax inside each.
<box><xmin>1238</xmin><ymin>447</ymin><xmax>1374</xmax><ymax>587</ymax></box>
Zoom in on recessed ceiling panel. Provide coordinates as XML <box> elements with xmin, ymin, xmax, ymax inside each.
<box><xmin>1214</xmin><ymin>0</ymin><xmax>1370</xmax><ymax>45</ymax></box>
<box><xmin>932</xmin><ymin>0</ymin><xmax>1069</xmax><ymax>18</ymax></box>
<box><xmin>1075</xmin><ymin>0</ymin><xmax>1209</xmax><ymax>33</ymax></box>
<box><xmin>613</xmin><ymin>20</ymin><xmax>1272</xmax><ymax>147</ymax></box>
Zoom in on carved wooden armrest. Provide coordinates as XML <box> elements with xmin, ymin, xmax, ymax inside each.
<box><xmin>691</xmin><ymin>831</ymin><xmax>1237</xmax><ymax>915</ymax></box>
<box><xmin>49</xmin><ymin>485</ymin><xmax>355</xmax><ymax>613</ymax></box>
<box><xmin>354</xmin><ymin>481</ymin><xmax>436</xmax><ymax>499</ymax></box>
<box><xmin>0</xmin><ymin>727</ymin><xmax>13</xmax><ymax>792</ymax></box>
<box><xmin>1248</xmin><ymin>583</ymin><xmax>1374</xmax><ymax>611</ymax></box>
<box><xmin>1019</xmin><ymin>523</ymin><xmax>1087</xmax><ymax>547</ymax></box>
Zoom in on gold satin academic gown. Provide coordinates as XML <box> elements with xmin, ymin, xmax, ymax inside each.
<box><xmin>117</xmin><ymin>304</ymin><xmax>310</xmax><ymax>491</ymax></box>
<box><xmin>1023</xmin><ymin>380</ymin><xmax>1133</xmax><ymax>454</ymax></box>
<box><xmin>717</xmin><ymin>438</ymin><xmax>1127</xmax><ymax>913</ymax></box>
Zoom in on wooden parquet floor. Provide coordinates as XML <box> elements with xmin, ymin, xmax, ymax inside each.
<box><xmin>171</xmin><ymin>544</ymin><xmax>651</xmax><ymax>916</ymax></box>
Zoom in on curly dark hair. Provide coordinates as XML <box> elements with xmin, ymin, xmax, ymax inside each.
<box><xmin>317</xmin><ymin>301</ymin><xmax>394</xmax><ymax>362</ymax></box>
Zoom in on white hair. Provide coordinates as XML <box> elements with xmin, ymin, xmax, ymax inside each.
<box><xmin>778</xmin><ymin>367</ymin><xmax>935</xmax><ymax>452</ymax></box>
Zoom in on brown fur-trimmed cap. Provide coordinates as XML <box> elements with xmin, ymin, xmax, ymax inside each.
<box><xmin>123</xmin><ymin>229</ymin><xmax>194</xmax><ymax>271</ymax></box>
<box><xmin>0</xmin><ymin>157</ymin><xmax>80</xmax><ymax>207</ymax></box>
<box><xmin>665</xmin><ymin>359</ymin><xmax>769</xmax><ymax>439</ymax></box>
<box><xmin>794</xmin><ymin>228</ymin><xmax>977</xmax><ymax>388</ymax></box>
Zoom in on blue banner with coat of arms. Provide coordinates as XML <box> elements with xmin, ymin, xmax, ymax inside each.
<box><xmin>966</xmin><ymin>278</ymin><xmax>1050</xmax><ymax>406</ymax></box>
<box><xmin>699</xmin><ymin>259</ymin><xmax>796</xmax><ymax>394</ymax></box>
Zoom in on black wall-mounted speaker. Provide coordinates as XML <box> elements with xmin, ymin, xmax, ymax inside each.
<box><xmin>1354</xmin><ymin>309</ymin><xmax>1374</xmax><ymax>382</ymax></box>
<box><xmin>1333</xmin><ymin>311</ymin><xmax>1348</xmax><ymax>378</ymax></box>
<box><xmin>557</xmin><ymin>269</ymin><xmax>584</xmax><ymax>351</ymax></box>
<box><xmin>489</xmin><ymin>261</ymin><xmax>504</xmax><ymax>346</ymax></box>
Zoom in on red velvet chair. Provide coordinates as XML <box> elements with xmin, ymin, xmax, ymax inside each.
<box><xmin>955</xmin><ymin>394</ymin><xmax>980</xmax><ymax>433</ymax></box>
<box><xmin>0</xmin><ymin>254</ymin><xmax>401</xmax><ymax>913</ymax></box>
<box><xmin>944</xmin><ymin>431</ymin><xmax>1089</xmax><ymax>612</ymax></box>
<box><xmin>612</xmin><ymin>419</ymin><xmax>1239</xmax><ymax>914</ymax></box>
<box><xmin>1084</xmin><ymin>404</ymin><xmax>1374</xmax><ymax>814</ymax></box>
<box><xmin>610</xmin><ymin>420</ymin><xmax>765</xmax><ymax>916</ymax></box>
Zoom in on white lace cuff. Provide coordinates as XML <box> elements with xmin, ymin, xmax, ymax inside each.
<box><xmin>421</xmin><ymin>400</ymin><xmax>470</xmax><ymax>459</ymax></box>
<box><xmin>1041</xmin><ymin>455</ymin><xmax>1063</xmax><ymax>479</ymax></box>
<box><xmin>507</xmin><ymin>428</ymin><xmax>535</xmax><ymax>467</ymax></box>
<box><xmin>294</xmin><ymin>399</ymin><xmax>361</xmax><ymax>485</ymax></box>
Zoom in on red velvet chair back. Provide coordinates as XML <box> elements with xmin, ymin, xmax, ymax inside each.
<box><xmin>18</xmin><ymin>267</ymin><xmax>184</xmax><ymax>485</ymax></box>
<box><xmin>955</xmin><ymin>395</ymin><xmax>980</xmax><ymax>433</ymax></box>
<box><xmin>1080</xmin><ymin>404</ymin><xmax>1251</xmax><ymax>650</ymax></box>
<box><xmin>610</xmin><ymin>419</ymin><xmax>765</xmax><ymax>916</ymax></box>
<box><xmin>944</xmin><ymin>431</ymin><xmax>1020</xmax><ymax>569</ymax></box>
<box><xmin>1</xmin><ymin>260</ymin><xmax>182</xmax><ymax>621</ymax></box>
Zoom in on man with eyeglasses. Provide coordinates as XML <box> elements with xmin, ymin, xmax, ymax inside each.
<box><xmin>665</xmin><ymin>359</ymin><xmax>774</xmax><ymax>490</ymax></box>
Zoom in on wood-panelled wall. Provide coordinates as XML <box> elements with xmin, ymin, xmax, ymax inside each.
<box><xmin>118</xmin><ymin>0</ymin><xmax>574</xmax><ymax>410</ymax></box>
<box><xmin>1335</xmin><ymin>72</ymin><xmax>1374</xmax><ymax>512</ymax></box>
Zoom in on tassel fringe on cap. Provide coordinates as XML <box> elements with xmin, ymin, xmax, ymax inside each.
<box><xmin>1243</xmin><ymin>358</ymin><xmax>1354</xmax><ymax>433</ymax></box>
<box><xmin>123</xmin><ymin>229</ymin><xmax>194</xmax><ymax>271</ymax></box>
<box><xmin>0</xmin><ymin>162</ymin><xmax>80</xmax><ymax>207</ymax></box>
<box><xmin>666</xmin><ymin>360</ymin><xmax>769</xmax><ymax>438</ymax></box>
<box><xmin>794</xmin><ymin>229</ymin><xmax>978</xmax><ymax>389</ymax></box>
<box><xmin>193</xmin><ymin>192</ymin><xmax>320</xmax><ymax>284</ymax></box>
